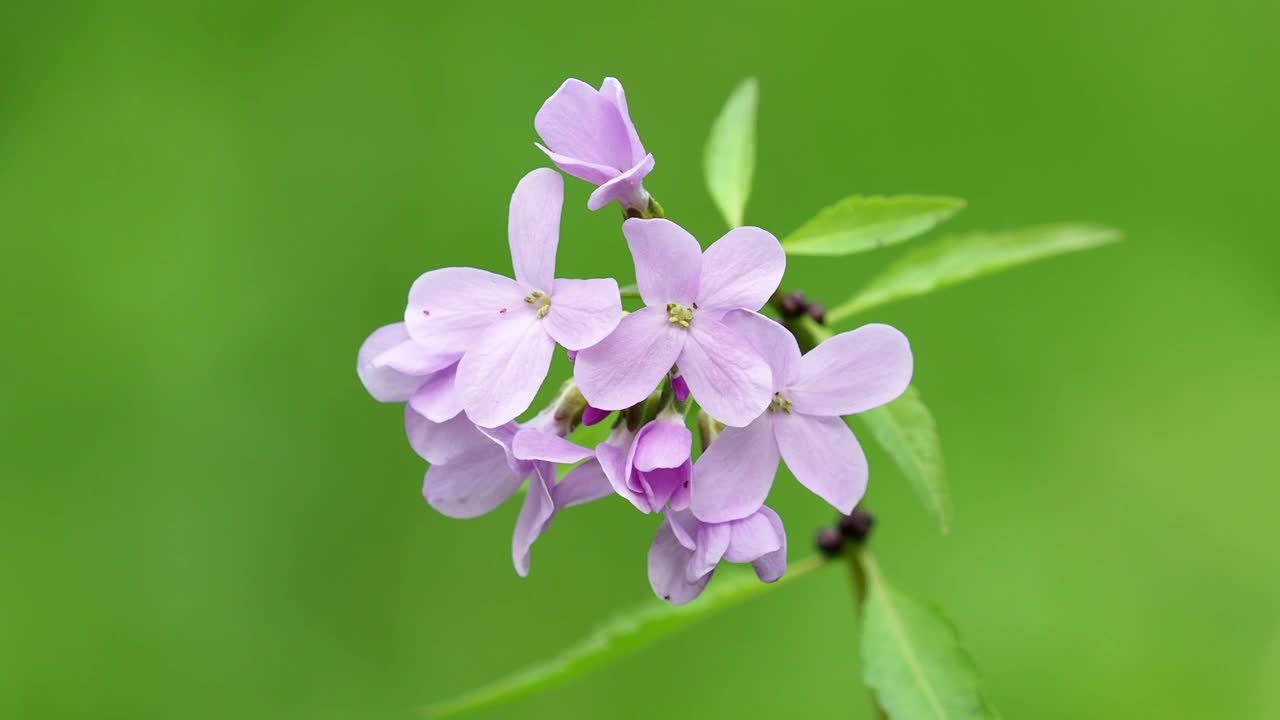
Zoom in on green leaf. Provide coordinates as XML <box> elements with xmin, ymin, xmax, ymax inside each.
<box><xmin>858</xmin><ymin>385</ymin><xmax>950</xmax><ymax>534</ymax></box>
<box><xmin>704</xmin><ymin>77</ymin><xmax>758</xmax><ymax>229</ymax></box>
<box><xmin>828</xmin><ymin>223</ymin><xmax>1122</xmax><ymax>323</ymax></box>
<box><xmin>422</xmin><ymin>555</ymin><xmax>828</xmax><ymax>718</ymax></box>
<box><xmin>782</xmin><ymin>195</ymin><xmax>966</xmax><ymax>256</ymax></box>
<box><xmin>859</xmin><ymin>552</ymin><xmax>998</xmax><ymax>720</ymax></box>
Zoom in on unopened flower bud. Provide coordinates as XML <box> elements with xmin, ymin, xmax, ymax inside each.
<box><xmin>837</xmin><ymin>509</ymin><xmax>875</xmax><ymax>544</ymax></box>
<box><xmin>779</xmin><ymin>291</ymin><xmax>806</xmax><ymax>317</ymax></box>
<box><xmin>815</xmin><ymin>527</ymin><xmax>844</xmax><ymax>557</ymax></box>
<box><xmin>806</xmin><ymin>302</ymin><xmax>825</xmax><ymax>324</ymax></box>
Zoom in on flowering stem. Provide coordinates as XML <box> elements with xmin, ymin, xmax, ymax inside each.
<box><xmin>847</xmin><ymin>546</ymin><xmax>892</xmax><ymax>720</ymax></box>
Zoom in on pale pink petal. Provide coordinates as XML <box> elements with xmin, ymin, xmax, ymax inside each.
<box><xmin>724</xmin><ymin>510</ymin><xmax>783</xmax><ymax>563</ymax></box>
<box><xmin>720</xmin><ymin>310</ymin><xmax>801</xmax><ymax>390</ymax></box>
<box><xmin>405</xmin><ymin>268</ymin><xmax>523</xmax><ymax>351</ymax></box>
<box><xmin>597</xmin><ymin>437</ymin><xmax>647</xmax><ymax>513</ymax></box>
<box><xmin>695</xmin><ymin>227</ymin><xmax>785</xmax><ymax>313</ymax></box>
<box><xmin>458</xmin><ymin>312</ymin><xmax>556</xmax><ymax>428</ymax></box>
<box><xmin>404</xmin><ymin>406</ymin><xmax>483</xmax><ymax>465</ymax></box>
<box><xmin>534</xmin><ymin>142</ymin><xmax>618</xmax><ymax>185</ymax></box>
<box><xmin>574</xmin><ymin>306</ymin><xmax>685</xmax><ymax>411</ymax></box>
<box><xmin>750</xmin><ymin>507</ymin><xmax>787</xmax><ymax>583</ymax></box>
<box><xmin>534</xmin><ymin>78</ymin><xmax>633</xmax><ymax>171</ymax></box>
<box><xmin>407</xmin><ymin>363</ymin><xmax>463</xmax><ymax>422</ymax></box>
<box><xmin>543</xmin><ymin>278</ymin><xmax>621</xmax><ymax>350</ymax></box>
<box><xmin>635</xmin><ymin>465</ymin><xmax>689</xmax><ymax>513</ymax></box>
<box><xmin>512</xmin><ymin>464</ymin><xmax>555</xmax><ymax>577</ymax></box>
<box><xmin>422</xmin><ymin>442</ymin><xmax>524</xmax><ymax>519</ymax></box>
<box><xmin>507</xmin><ymin>168</ymin><xmax>562</xmax><ymax>291</ymax></box>
<box><xmin>587</xmin><ymin>154</ymin><xmax>654</xmax><ymax>211</ymax></box>
<box><xmin>666</xmin><ymin>508</ymin><xmax>699</xmax><ymax>550</ymax></box>
<box><xmin>688</xmin><ymin>522</ymin><xmax>730</xmax><ymax>582</ymax></box>
<box><xmin>600</xmin><ymin>77</ymin><xmax>646</xmax><ymax>164</ymax></box>
<box><xmin>623</xmin><ymin>218</ymin><xmax>701</xmax><ymax>306</ymax></box>
<box><xmin>648</xmin><ymin>519</ymin><xmax>712</xmax><ymax>605</ymax></box>
<box><xmin>357</xmin><ymin>323</ymin><xmax>447</xmax><ymax>402</ymax></box>
<box><xmin>690</xmin><ymin>415</ymin><xmax>779</xmax><ymax>523</ymax></box>
<box><xmin>773</xmin><ymin>413</ymin><xmax>868</xmax><ymax>514</ymax></box>
<box><xmin>789</xmin><ymin>324</ymin><xmax>914</xmax><ymax>416</ymax></box>
<box><xmin>679</xmin><ymin>316</ymin><xmax>773</xmax><ymax>427</ymax></box>
<box><xmin>552</xmin><ymin>459</ymin><xmax>615</xmax><ymax>509</ymax></box>
<box><xmin>631</xmin><ymin>418</ymin><xmax>693</xmax><ymax>472</ymax></box>
<box><xmin>513</xmin><ymin>428</ymin><xmax>593</xmax><ymax>464</ymax></box>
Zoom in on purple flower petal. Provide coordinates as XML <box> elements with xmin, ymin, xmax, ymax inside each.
<box><xmin>358</xmin><ymin>323</ymin><xmax>454</xmax><ymax>402</ymax></box>
<box><xmin>724</xmin><ymin>510</ymin><xmax>783</xmax><ymax>563</ymax></box>
<box><xmin>750</xmin><ymin>506</ymin><xmax>787</xmax><ymax>583</ymax></box>
<box><xmin>678</xmin><ymin>315</ymin><xmax>773</xmax><ymax>427</ymax></box>
<box><xmin>788</xmin><ymin>324</ymin><xmax>913</xmax><ymax>416</ymax></box>
<box><xmin>581</xmin><ymin>405</ymin><xmax>609</xmax><ymax>426</ymax></box>
<box><xmin>512</xmin><ymin>464</ymin><xmax>556</xmax><ymax>577</ymax></box>
<box><xmin>596</xmin><ymin>436</ymin><xmax>648</xmax><ymax>513</ymax></box>
<box><xmin>720</xmin><ymin>310</ymin><xmax>800</xmax><ymax>391</ymax></box>
<box><xmin>688</xmin><ymin>521</ymin><xmax>730</xmax><ymax>582</ymax></box>
<box><xmin>672</xmin><ymin>374</ymin><xmax>690</xmax><ymax>403</ymax></box>
<box><xmin>648</xmin><ymin>518</ymin><xmax>713</xmax><ymax>605</ymax></box>
<box><xmin>543</xmin><ymin>277</ymin><xmax>622</xmax><ymax>350</ymax></box>
<box><xmin>623</xmin><ymin>218</ymin><xmax>701</xmax><ymax>307</ymax></box>
<box><xmin>512</xmin><ymin>427</ymin><xmax>593</xmax><ymax>464</ymax></box>
<box><xmin>574</xmin><ymin>305</ymin><xmax>686</xmax><ymax>411</ymax></box>
<box><xmin>773</xmin><ymin>413</ymin><xmax>868</xmax><ymax>515</ymax></box>
<box><xmin>666</xmin><ymin>508</ymin><xmax>699</xmax><ymax>550</ymax></box>
<box><xmin>696</xmin><ymin>227</ymin><xmax>785</xmax><ymax>313</ymax></box>
<box><xmin>457</xmin><ymin>312</ymin><xmax>556</xmax><ymax>428</ymax></box>
<box><xmin>508</xmin><ymin>168</ymin><xmax>562</xmax><ymax>292</ymax></box>
<box><xmin>407</xmin><ymin>363</ymin><xmax>463</xmax><ymax>422</ymax></box>
<box><xmin>405</xmin><ymin>268</ymin><xmax>523</xmax><ymax>351</ymax></box>
<box><xmin>587</xmin><ymin>153</ymin><xmax>654</xmax><ymax>211</ymax></box>
<box><xmin>600</xmin><ymin>77</ymin><xmax>646</xmax><ymax>165</ymax></box>
<box><xmin>534</xmin><ymin>142</ymin><xmax>618</xmax><ymax>186</ymax></box>
<box><xmin>535</xmin><ymin>78</ymin><xmax>634</xmax><ymax>172</ymax></box>
<box><xmin>552</xmin><ymin>459</ymin><xmax>615</xmax><ymax>509</ymax></box>
<box><xmin>405</xmin><ymin>406</ymin><xmax>483</xmax><ymax>465</ymax></box>
<box><xmin>689</xmin><ymin>415</ymin><xmax>779</xmax><ymax>523</ymax></box>
<box><xmin>630</xmin><ymin>418</ymin><xmax>692</xmax><ymax>472</ymax></box>
<box><xmin>422</xmin><ymin>441</ymin><xmax>525</xmax><ymax>519</ymax></box>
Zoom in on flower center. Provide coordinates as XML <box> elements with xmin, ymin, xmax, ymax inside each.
<box><xmin>665</xmin><ymin>302</ymin><xmax>694</xmax><ymax>328</ymax></box>
<box><xmin>769</xmin><ymin>392</ymin><xmax>793</xmax><ymax>414</ymax></box>
<box><xmin>524</xmin><ymin>290</ymin><xmax>552</xmax><ymax>318</ymax></box>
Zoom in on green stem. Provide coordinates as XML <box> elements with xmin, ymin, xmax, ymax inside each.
<box><xmin>849</xmin><ymin>545</ymin><xmax>891</xmax><ymax>720</ymax></box>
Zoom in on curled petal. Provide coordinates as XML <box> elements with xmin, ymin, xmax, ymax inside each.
<box><xmin>512</xmin><ymin>464</ymin><xmax>555</xmax><ymax>577</ymax></box>
<box><xmin>544</xmin><ymin>277</ymin><xmax>621</xmax><ymax>351</ymax></box>
<box><xmin>750</xmin><ymin>507</ymin><xmax>788</xmax><ymax>583</ymax></box>
<box><xmin>630</xmin><ymin>418</ymin><xmax>693</xmax><ymax>472</ymax></box>
<box><xmin>688</xmin><ymin>522</ymin><xmax>730</xmax><ymax>582</ymax></box>
<box><xmin>405</xmin><ymin>268</ymin><xmax>523</xmax><ymax>351</ymax></box>
<box><xmin>724</xmin><ymin>510</ymin><xmax>783</xmax><ymax>563</ymax></box>
<box><xmin>623</xmin><ymin>218</ymin><xmax>701</xmax><ymax>307</ymax></box>
<box><xmin>534</xmin><ymin>143</ymin><xmax>618</xmax><ymax>186</ymax></box>
<box><xmin>422</xmin><ymin>442</ymin><xmax>524</xmax><ymax>519</ymax></box>
<box><xmin>553</xmin><ymin>459</ymin><xmax>615</xmax><ymax>509</ymax></box>
<box><xmin>720</xmin><ymin>310</ymin><xmax>800</xmax><ymax>391</ymax></box>
<box><xmin>600</xmin><ymin>77</ymin><xmax>646</xmax><ymax>164</ymax></box>
<box><xmin>458</xmin><ymin>312</ymin><xmax>556</xmax><ymax>428</ymax></box>
<box><xmin>508</xmin><ymin>168</ymin><xmax>562</xmax><ymax>291</ymax></box>
<box><xmin>574</xmin><ymin>306</ymin><xmax>685</xmax><ymax>411</ymax></box>
<box><xmin>587</xmin><ymin>154</ymin><xmax>654</xmax><ymax>211</ymax></box>
<box><xmin>358</xmin><ymin>323</ymin><xmax>453</xmax><ymax>402</ymax></box>
<box><xmin>690</xmin><ymin>415</ymin><xmax>779</xmax><ymax>523</ymax></box>
<box><xmin>534</xmin><ymin>78</ymin><xmax>633</xmax><ymax>171</ymax></box>
<box><xmin>407</xmin><ymin>363</ymin><xmax>463</xmax><ymax>422</ymax></box>
<box><xmin>789</xmin><ymin>324</ymin><xmax>914</xmax><ymax>416</ymax></box>
<box><xmin>597</xmin><ymin>438</ymin><xmax>647</xmax><ymax>513</ymax></box>
<box><xmin>405</xmin><ymin>406</ymin><xmax>482</xmax><ymax>464</ymax></box>
<box><xmin>513</xmin><ymin>428</ymin><xmax>593</xmax><ymax>464</ymax></box>
<box><xmin>696</xmin><ymin>227</ymin><xmax>785</xmax><ymax>313</ymax></box>
<box><xmin>679</xmin><ymin>315</ymin><xmax>773</xmax><ymax>427</ymax></box>
<box><xmin>773</xmin><ymin>413</ymin><xmax>868</xmax><ymax>515</ymax></box>
<box><xmin>648</xmin><ymin>519</ymin><xmax>712</xmax><ymax>605</ymax></box>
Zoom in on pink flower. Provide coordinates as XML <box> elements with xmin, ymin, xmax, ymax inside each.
<box><xmin>600</xmin><ymin>413</ymin><xmax>693</xmax><ymax>514</ymax></box>
<box><xmin>535</xmin><ymin>78</ymin><xmax>654</xmax><ymax>212</ymax></box>
<box><xmin>690</xmin><ymin>311</ymin><xmax>913</xmax><ymax>523</ymax></box>
<box><xmin>405</xmin><ymin>169</ymin><xmax>622</xmax><ymax>428</ymax></box>
<box><xmin>574</xmin><ymin>218</ymin><xmax>785</xmax><ymax>427</ymax></box>
<box><xmin>648</xmin><ymin>506</ymin><xmax>787</xmax><ymax>605</ymax></box>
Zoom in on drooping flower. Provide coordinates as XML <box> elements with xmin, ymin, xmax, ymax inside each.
<box><xmin>357</xmin><ymin>322</ymin><xmax>462</xmax><ymax>416</ymax></box>
<box><xmin>405</xmin><ymin>169</ymin><xmax>622</xmax><ymax>428</ymax></box>
<box><xmin>535</xmin><ymin>78</ymin><xmax>655</xmax><ymax>212</ymax></box>
<box><xmin>690</xmin><ymin>311</ymin><xmax>913</xmax><ymax>523</ymax></box>
<box><xmin>420</xmin><ymin>409</ymin><xmax>597</xmax><ymax>576</ymax></box>
<box><xmin>648</xmin><ymin>506</ymin><xmax>787</xmax><ymax>605</ymax></box>
<box><xmin>574</xmin><ymin>219</ymin><xmax>785</xmax><ymax>427</ymax></box>
<box><xmin>597</xmin><ymin>412</ymin><xmax>693</xmax><ymax>514</ymax></box>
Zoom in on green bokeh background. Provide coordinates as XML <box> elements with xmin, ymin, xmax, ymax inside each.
<box><xmin>4</xmin><ymin>1</ymin><xmax>1278</xmax><ymax>718</ymax></box>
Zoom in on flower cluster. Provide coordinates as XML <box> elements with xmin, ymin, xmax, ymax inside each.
<box><xmin>358</xmin><ymin>77</ymin><xmax>913</xmax><ymax>604</ymax></box>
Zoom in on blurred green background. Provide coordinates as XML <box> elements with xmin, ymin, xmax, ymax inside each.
<box><xmin>3</xmin><ymin>1</ymin><xmax>1278</xmax><ymax>718</ymax></box>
